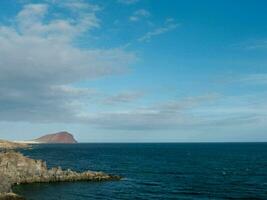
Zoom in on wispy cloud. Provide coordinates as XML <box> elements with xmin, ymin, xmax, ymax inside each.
<box><xmin>82</xmin><ymin>94</ymin><xmax>221</xmax><ymax>130</ymax></box>
<box><xmin>246</xmin><ymin>40</ymin><xmax>267</xmax><ymax>50</ymax></box>
<box><xmin>192</xmin><ymin>93</ymin><xmax>267</xmax><ymax>128</ymax></box>
<box><xmin>234</xmin><ymin>39</ymin><xmax>267</xmax><ymax>50</ymax></box>
<box><xmin>237</xmin><ymin>74</ymin><xmax>267</xmax><ymax>84</ymax></box>
<box><xmin>80</xmin><ymin>92</ymin><xmax>267</xmax><ymax>131</ymax></box>
<box><xmin>102</xmin><ymin>91</ymin><xmax>144</xmax><ymax>105</ymax></box>
<box><xmin>117</xmin><ymin>0</ymin><xmax>139</xmax><ymax>5</ymax></box>
<box><xmin>138</xmin><ymin>18</ymin><xmax>179</xmax><ymax>42</ymax></box>
<box><xmin>220</xmin><ymin>73</ymin><xmax>267</xmax><ymax>85</ymax></box>
<box><xmin>61</xmin><ymin>1</ymin><xmax>100</xmax><ymax>12</ymax></box>
<box><xmin>129</xmin><ymin>9</ymin><xmax>150</xmax><ymax>22</ymax></box>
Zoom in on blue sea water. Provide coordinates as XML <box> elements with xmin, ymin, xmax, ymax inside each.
<box><xmin>14</xmin><ymin>143</ymin><xmax>267</xmax><ymax>200</ymax></box>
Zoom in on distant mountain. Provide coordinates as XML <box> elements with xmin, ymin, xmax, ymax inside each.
<box><xmin>34</xmin><ymin>131</ymin><xmax>78</xmax><ymax>144</ymax></box>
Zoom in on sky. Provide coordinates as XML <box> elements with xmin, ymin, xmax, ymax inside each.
<box><xmin>0</xmin><ymin>0</ymin><xmax>267</xmax><ymax>142</ymax></box>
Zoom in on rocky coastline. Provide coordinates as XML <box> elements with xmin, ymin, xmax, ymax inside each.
<box><xmin>0</xmin><ymin>140</ymin><xmax>29</xmax><ymax>150</ymax></box>
<box><xmin>0</xmin><ymin>151</ymin><xmax>120</xmax><ymax>200</ymax></box>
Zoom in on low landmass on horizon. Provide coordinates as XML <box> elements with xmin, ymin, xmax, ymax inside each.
<box><xmin>34</xmin><ymin>131</ymin><xmax>78</xmax><ymax>144</ymax></box>
<box><xmin>13</xmin><ymin>132</ymin><xmax>78</xmax><ymax>145</ymax></box>
<box><xmin>0</xmin><ymin>131</ymin><xmax>77</xmax><ymax>150</ymax></box>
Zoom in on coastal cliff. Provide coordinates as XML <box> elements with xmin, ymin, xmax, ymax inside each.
<box><xmin>0</xmin><ymin>151</ymin><xmax>120</xmax><ymax>199</ymax></box>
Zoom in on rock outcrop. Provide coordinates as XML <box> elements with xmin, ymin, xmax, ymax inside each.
<box><xmin>34</xmin><ymin>131</ymin><xmax>78</xmax><ymax>144</ymax></box>
<box><xmin>0</xmin><ymin>151</ymin><xmax>120</xmax><ymax>199</ymax></box>
<box><xmin>0</xmin><ymin>140</ymin><xmax>28</xmax><ymax>150</ymax></box>
<box><xmin>0</xmin><ymin>193</ymin><xmax>25</xmax><ymax>200</ymax></box>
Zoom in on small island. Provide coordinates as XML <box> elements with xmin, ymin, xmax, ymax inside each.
<box><xmin>0</xmin><ymin>133</ymin><xmax>120</xmax><ymax>200</ymax></box>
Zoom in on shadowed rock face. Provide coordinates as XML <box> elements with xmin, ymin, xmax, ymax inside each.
<box><xmin>34</xmin><ymin>132</ymin><xmax>78</xmax><ymax>144</ymax></box>
<box><xmin>0</xmin><ymin>151</ymin><xmax>120</xmax><ymax>199</ymax></box>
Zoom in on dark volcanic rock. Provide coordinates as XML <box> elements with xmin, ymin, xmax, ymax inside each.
<box><xmin>0</xmin><ymin>151</ymin><xmax>120</xmax><ymax>199</ymax></box>
<box><xmin>34</xmin><ymin>131</ymin><xmax>78</xmax><ymax>144</ymax></box>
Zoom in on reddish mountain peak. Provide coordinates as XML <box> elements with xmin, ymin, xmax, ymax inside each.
<box><xmin>35</xmin><ymin>131</ymin><xmax>78</xmax><ymax>144</ymax></box>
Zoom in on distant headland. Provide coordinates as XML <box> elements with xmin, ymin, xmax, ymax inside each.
<box><xmin>14</xmin><ymin>131</ymin><xmax>78</xmax><ymax>144</ymax></box>
<box><xmin>0</xmin><ymin>131</ymin><xmax>78</xmax><ymax>150</ymax></box>
<box><xmin>34</xmin><ymin>131</ymin><xmax>78</xmax><ymax>144</ymax></box>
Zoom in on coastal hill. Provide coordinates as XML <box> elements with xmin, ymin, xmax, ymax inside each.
<box><xmin>34</xmin><ymin>131</ymin><xmax>78</xmax><ymax>144</ymax></box>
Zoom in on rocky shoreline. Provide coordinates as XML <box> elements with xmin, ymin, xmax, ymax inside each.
<box><xmin>0</xmin><ymin>151</ymin><xmax>120</xmax><ymax>200</ymax></box>
<box><xmin>0</xmin><ymin>140</ymin><xmax>29</xmax><ymax>150</ymax></box>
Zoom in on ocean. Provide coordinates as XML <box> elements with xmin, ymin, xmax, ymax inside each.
<box><xmin>14</xmin><ymin>143</ymin><xmax>267</xmax><ymax>199</ymax></box>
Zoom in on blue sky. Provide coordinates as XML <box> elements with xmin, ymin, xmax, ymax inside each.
<box><xmin>0</xmin><ymin>0</ymin><xmax>267</xmax><ymax>142</ymax></box>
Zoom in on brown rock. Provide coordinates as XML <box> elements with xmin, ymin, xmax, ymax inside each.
<box><xmin>0</xmin><ymin>193</ymin><xmax>25</xmax><ymax>200</ymax></box>
<box><xmin>34</xmin><ymin>131</ymin><xmax>78</xmax><ymax>144</ymax></box>
<box><xmin>0</xmin><ymin>141</ymin><xmax>28</xmax><ymax>150</ymax></box>
<box><xmin>0</xmin><ymin>151</ymin><xmax>120</xmax><ymax>199</ymax></box>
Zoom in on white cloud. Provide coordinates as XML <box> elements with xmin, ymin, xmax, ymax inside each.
<box><xmin>130</xmin><ymin>9</ymin><xmax>150</xmax><ymax>22</ymax></box>
<box><xmin>138</xmin><ymin>18</ymin><xmax>179</xmax><ymax>42</ymax></box>
<box><xmin>15</xmin><ymin>3</ymin><xmax>99</xmax><ymax>40</ymax></box>
<box><xmin>61</xmin><ymin>1</ymin><xmax>101</xmax><ymax>12</ymax></box>
<box><xmin>17</xmin><ymin>4</ymin><xmax>48</xmax><ymax>22</ymax></box>
<box><xmin>0</xmin><ymin>3</ymin><xmax>136</xmax><ymax>123</ymax></box>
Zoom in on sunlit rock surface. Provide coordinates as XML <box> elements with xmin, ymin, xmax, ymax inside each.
<box><xmin>0</xmin><ymin>141</ymin><xmax>28</xmax><ymax>150</ymax></box>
